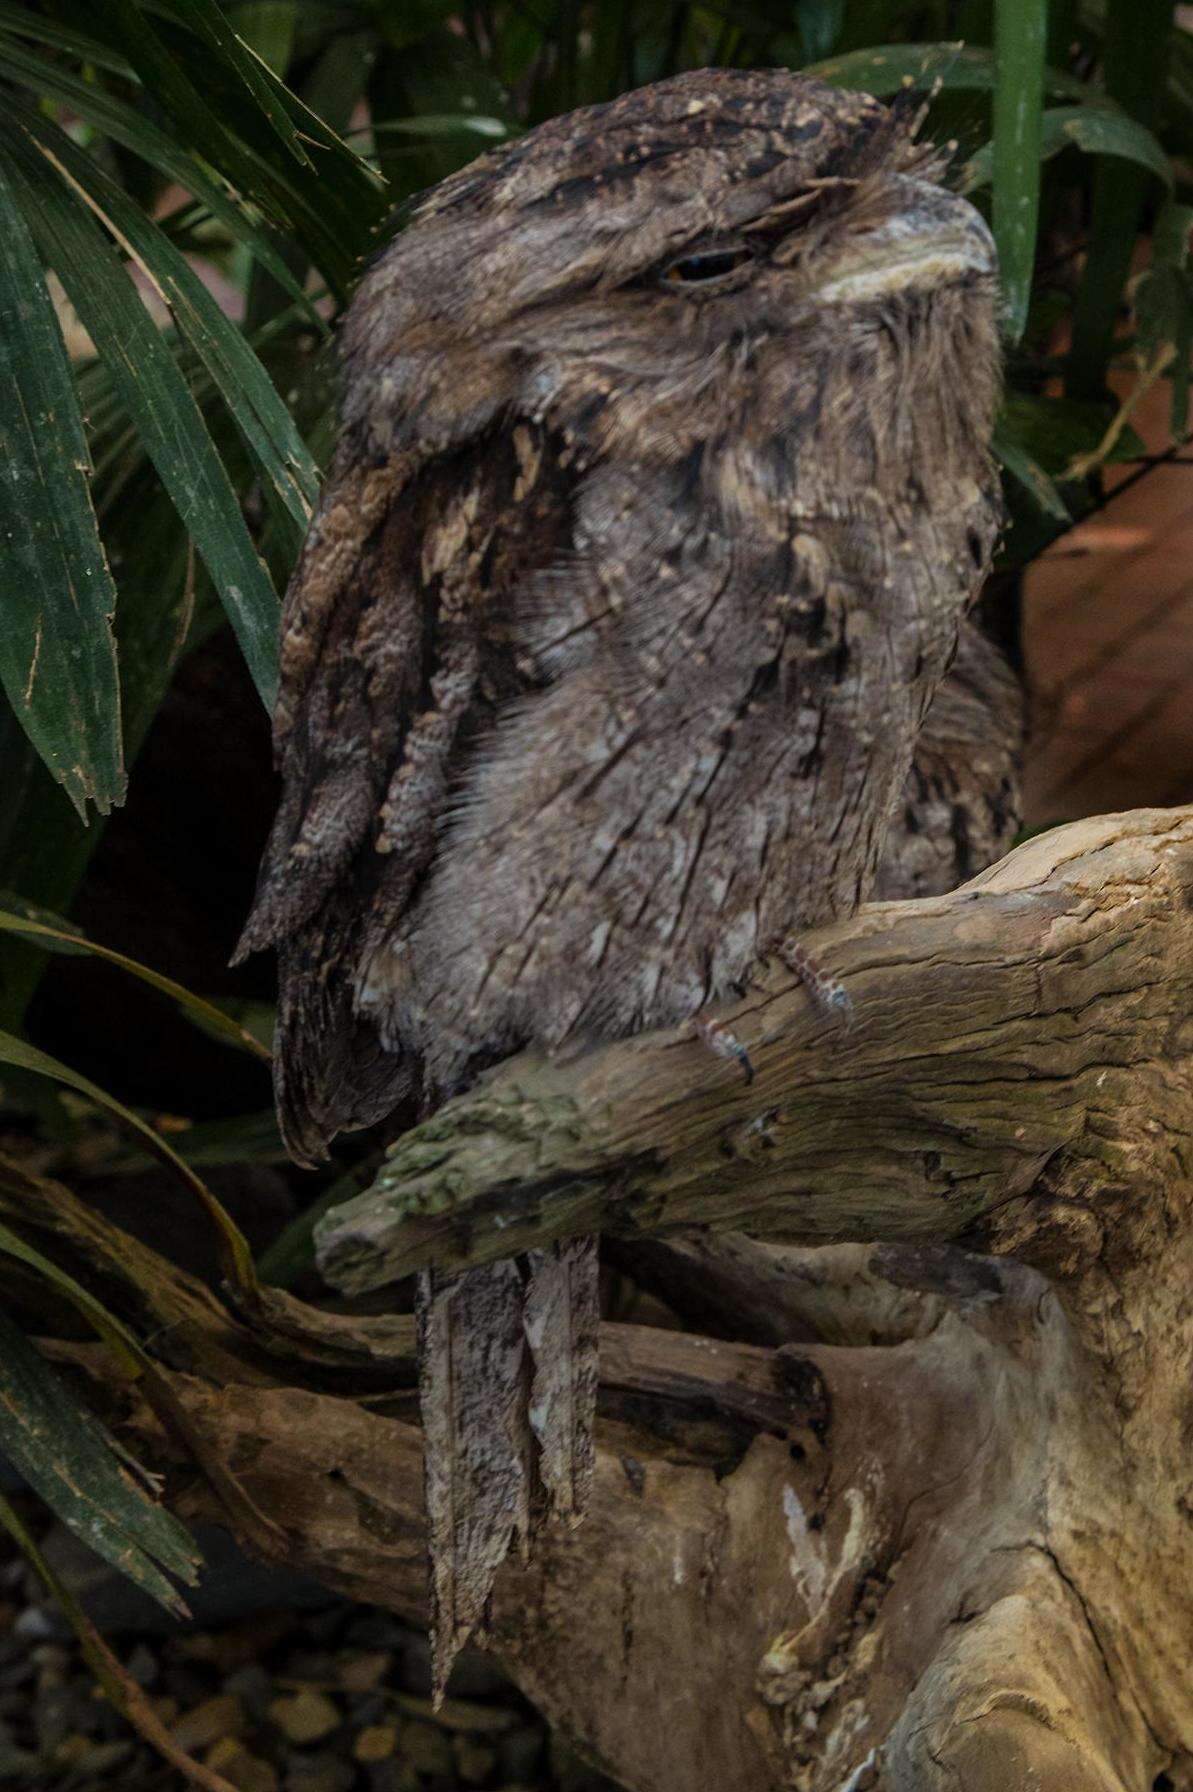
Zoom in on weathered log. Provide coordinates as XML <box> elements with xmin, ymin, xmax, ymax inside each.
<box><xmin>302</xmin><ymin>802</ymin><xmax>1192</xmax><ymax>1788</ymax></box>
<box><xmin>14</xmin><ymin>800</ymin><xmax>1190</xmax><ymax>1791</ymax></box>
<box><xmin>315</xmin><ymin>805</ymin><xmax>1193</xmax><ymax>1288</ymax></box>
<box><xmin>604</xmin><ymin>1234</ymin><xmax>949</xmax><ymax>1346</ymax></box>
<box><xmin>299</xmin><ymin>813</ymin><xmax>1189</xmax><ymax>1792</ymax></box>
<box><xmin>85</xmin><ymin>1237</ymin><xmax>1188</xmax><ymax>1792</ymax></box>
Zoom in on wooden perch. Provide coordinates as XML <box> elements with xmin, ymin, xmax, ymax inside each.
<box><xmin>316</xmin><ymin>805</ymin><xmax>1193</xmax><ymax>1289</ymax></box>
<box><xmin>73</xmin><ymin>1225</ymin><xmax>1193</xmax><ymax>1792</ymax></box>
<box><xmin>10</xmin><ymin>800</ymin><xmax>1193</xmax><ymax>1791</ymax></box>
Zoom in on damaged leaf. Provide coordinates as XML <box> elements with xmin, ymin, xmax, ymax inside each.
<box><xmin>0</xmin><ymin>1305</ymin><xmax>199</xmax><ymax>1613</ymax></box>
<box><xmin>0</xmin><ymin>146</ymin><xmax>124</xmax><ymax>819</ymax></box>
<box><xmin>0</xmin><ymin>894</ymin><xmax>272</xmax><ymax>1063</ymax></box>
<box><xmin>0</xmin><ymin>1028</ymin><xmax>259</xmax><ymax>1298</ymax></box>
<box><xmin>0</xmin><ymin>1490</ymin><xmax>237</xmax><ymax>1792</ymax></box>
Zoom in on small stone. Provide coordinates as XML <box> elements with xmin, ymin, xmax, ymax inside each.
<box><xmin>14</xmin><ymin>1607</ymin><xmax>56</xmax><ymax>1643</ymax></box>
<box><xmin>32</xmin><ymin>1642</ymin><xmax>70</xmax><ymax>1687</ymax></box>
<box><xmin>226</xmin><ymin>1662</ymin><xmax>275</xmax><ymax>1713</ymax></box>
<box><xmin>285</xmin><ymin>1752</ymin><xmax>355</xmax><ymax>1792</ymax></box>
<box><xmin>206</xmin><ymin>1735</ymin><xmax>279</xmax><ymax>1792</ymax></box>
<box><xmin>367</xmin><ymin>1763</ymin><xmax>420</xmax><ymax>1792</ymax></box>
<box><xmin>68</xmin><ymin>1738</ymin><xmax>135</xmax><ymax>1776</ymax></box>
<box><xmin>497</xmin><ymin>1725</ymin><xmax>545</xmax><ymax>1783</ymax></box>
<box><xmin>395</xmin><ymin>1692</ymin><xmax>519</xmax><ymax>1734</ymax></box>
<box><xmin>354</xmin><ymin>1722</ymin><xmax>397</xmax><ymax>1763</ymax></box>
<box><xmin>172</xmin><ymin>1691</ymin><xmax>248</xmax><ymax>1753</ymax></box>
<box><xmin>182</xmin><ymin>1610</ymin><xmax>294</xmax><ymax>1674</ymax></box>
<box><xmin>269</xmin><ymin>1687</ymin><xmax>342</xmax><ymax>1745</ymax></box>
<box><xmin>455</xmin><ymin>1737</ymin><xmax>497</xmax><ymax>1784</ymax></box>
<box><xmin>399</xmin><ymin>1718</ymin><xmax>455</xmax><ymax>1777</ymax></box>
<box><xmin>339</xmin><ymin>1650</ymin><xmax>393</xmax><ymax>1694</ymax></box>
<box><xmin>51</xmin><ymin>1734</ymin><xmax>92</xmax><ymax>1768</ymax></box>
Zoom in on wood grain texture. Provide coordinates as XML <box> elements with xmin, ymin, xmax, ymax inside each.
<box><xmin>316</xmin><ymin>804</ymin><xmax>1193</xmax><ymax>1287</ymax></box>
<box><xmin>417</xmin><ymin>1258</ymin><xmax>533</xmax><ymax>1695</ymax></box>
<box><xmin>524</xmin><ymin>1236</ymin><xmax>599</xmax><ymax>1522</ymax></box>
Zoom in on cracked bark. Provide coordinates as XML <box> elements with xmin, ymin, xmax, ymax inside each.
<box><xmin>10</xmin><ymin>793</ymin><xmax>1192</xmax><ymax>1791</ymax></box>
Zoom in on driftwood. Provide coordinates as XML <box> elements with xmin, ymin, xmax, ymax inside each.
<box><xmin>7</xmin><ymin>799</ymin><xmax>1193</xmax><ymax>1790</ymax></box>
<box><xmin>314</xmin><ymin>803</ymin><xmax>1181</xmax><ymax>1285</ymax></box>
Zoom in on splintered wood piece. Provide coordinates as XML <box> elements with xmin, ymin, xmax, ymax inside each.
<box><xmin>524</xmin><ymin>1235</ymin><xmax>599</xmax><ymax>1524</ymax></box>
<box><xmin>417</xmin><ymin>1259</ymin><xmax>532</xmax><ymax>1701</ymax></box>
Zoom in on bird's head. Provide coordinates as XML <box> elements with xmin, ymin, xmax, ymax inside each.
<box><xmin>344</xmin><ymin>69</ymin><xmax>1000</xmax><ymax>500</ymax></box>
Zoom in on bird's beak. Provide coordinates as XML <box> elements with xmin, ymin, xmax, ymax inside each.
<box><xmin>812</xmin><ymin>180</ymin><xmax>996</xmax><ymax>305</ymax></box>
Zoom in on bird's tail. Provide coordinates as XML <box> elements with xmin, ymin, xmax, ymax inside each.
<box><xmin>419</xmin><ymin>1236</ymin><xmax>599</xmax><ymax>1699</ymax></box>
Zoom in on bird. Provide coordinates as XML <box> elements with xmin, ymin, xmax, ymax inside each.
<box><xmin>874</xmin><ymin>616</ymin><xmax>1025</xmax><ymax>904</ymax></box>
<box><xmin>236</xmin><ymin>65</ymin><xmax>1002</xmax><ymax>1693</ymax></box>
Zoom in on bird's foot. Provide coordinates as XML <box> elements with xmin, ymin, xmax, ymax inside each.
<box><xmin>778</xmin><ymin>937</ymin><xmax>853</xmax><ymax>1031</ymax></box>
<box><xmin>690</xmin><ymin>1010</ymin><xmax>755</xmax><ymax>1084</ymax></box>
<box><xmin>690</xmin><ymin>945</ymin><xmax>850</xmax><ymax>1084</ymax></box>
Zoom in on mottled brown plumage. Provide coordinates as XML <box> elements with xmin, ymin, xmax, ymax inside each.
<box><xmin>875</xmin><ymin>618</ymin><xmax>1025</xmax><ymax>902</ymax></box>
<box><xmin>238</xmin><ymin>67</ymin><xmax>1002</xmax><ymax>1687</ymax></box>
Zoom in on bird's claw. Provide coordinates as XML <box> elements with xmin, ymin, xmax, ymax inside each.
<box><xmin>778</xmin><ymin>937</ymin><xmax>853</xmax><ymax>1033</ymax></box>
<box><xmin>825</xmin><ymin>984</ymin><xmax>855</xmax><ymax>1033</ymax></box>
<box><xmin>691</xmin><ymin>1012</ymin><xmax>755</xmax><ymax>1084</ymax></box>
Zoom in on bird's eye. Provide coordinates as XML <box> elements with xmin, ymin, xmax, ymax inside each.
<box><xmin>661</xmin><ymin>245</ymin><xmax>753</xmax><ymax>286</ymax></box>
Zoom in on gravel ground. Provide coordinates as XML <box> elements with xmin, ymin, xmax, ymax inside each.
<box><xmin>0</xmin><ymin>1514</ymin><xmax>614</xmax><ymax>1792</ymax></box>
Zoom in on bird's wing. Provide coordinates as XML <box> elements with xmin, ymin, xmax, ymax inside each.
<box><xmin>236</xmin><ymin>421</ymin><xmax>571</xmax><ymax>1162</ymax></box>
<box><xmin>237</xmin><ymin>418</ymin><xmax>596</xmax><ymax>1698</ymax></box>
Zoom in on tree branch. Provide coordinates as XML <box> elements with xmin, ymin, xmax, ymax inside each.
<box><xmin>316</xmin><ymin>806</ymin><xmax>1193</xmax><ymax>1294</ymax></box>
<box><xmin>87</xmin><ymin>1242</ymin><xmax>1179</xmax><ymax>1792</ymax></box>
